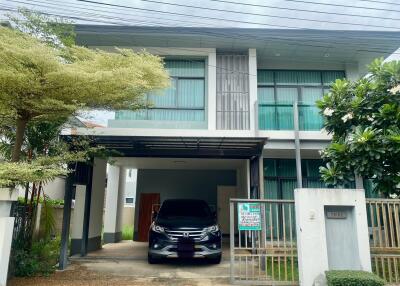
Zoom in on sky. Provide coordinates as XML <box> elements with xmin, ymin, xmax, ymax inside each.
<box><xmin>1</xmin><ymin>0</ymin><xmax>400</xmax><ymax>125</ymax></box>
<box><xmin>2</xmin><ymin>0</ymin><xmax>400</xmax><ymax>31</ymax></box>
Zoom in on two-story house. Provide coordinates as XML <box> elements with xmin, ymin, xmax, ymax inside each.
<box><xmin>63</xmin><ymin>25</ymin><xmax>400</xmax><ymax>255</ymax></box>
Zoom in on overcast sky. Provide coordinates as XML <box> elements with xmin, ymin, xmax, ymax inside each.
<box><xmin>1</xmin><ymin>0</ymin><xmax>400</xmax><ymax>125</ymax></box>
<box><xmin>2</xmin><ymin>0</ymin><xmax>400</xmax><ymax>30</ymax></box>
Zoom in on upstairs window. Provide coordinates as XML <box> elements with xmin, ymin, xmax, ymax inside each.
<box><xmin>116</xmin><ymin>60</ymin><xmax>206</xmax><ymax>122</ymax></box>
<box><xmin>257</xmin><ymin>70</ymin><xmax>345</xmax><ymax>130</ymax></box>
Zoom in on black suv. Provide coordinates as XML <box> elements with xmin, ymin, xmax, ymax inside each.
<box><xmin>148</xmin><ymin>199</ymin><xmax>222</xmax><ymax>264</ymax></box>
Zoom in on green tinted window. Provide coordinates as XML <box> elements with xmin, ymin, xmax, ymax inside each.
<box><xmin>257</xmin><ymin>70</ymin><xmax>345</xmax><ymax>130</ymax></box>
<box><xmin>116</xmin><ymin>59</ymin><xmax>206</xmax><ymax>122</ymax></box>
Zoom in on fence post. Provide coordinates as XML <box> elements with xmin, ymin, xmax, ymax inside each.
<box><xmin>230</xmin><ymin>200</ymin><xmax>235</xmax><ymax>284</ymax></box>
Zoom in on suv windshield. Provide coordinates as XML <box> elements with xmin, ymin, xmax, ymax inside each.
<box><xmin>158</xmin><ymin>200</ymin><xmax>212</xmax><ymax>218</ymax></box>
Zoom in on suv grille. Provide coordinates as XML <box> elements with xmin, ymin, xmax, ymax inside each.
<box><xmin>165</xmin><ymin>228</ymin><xmax>205</xmax><ymax>241</ymax></box>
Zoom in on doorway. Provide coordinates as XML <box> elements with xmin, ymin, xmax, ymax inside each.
<box><xmin>137</xmin><ymin>193</ymin><xmax>160</xmax><ymax>242</ymax></box>
<box><xmin>217</xmin><ymin>186</ymin><xmax>236</xmax><ymax>235</ymax></box>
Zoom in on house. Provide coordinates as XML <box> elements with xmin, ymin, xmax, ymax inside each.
<box><xmin>60</xmin><ymin>26</ymin><xmax>400</xmax><ymax>258</ymax></box>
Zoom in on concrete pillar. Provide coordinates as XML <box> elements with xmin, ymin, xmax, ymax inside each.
<box><xmin>207</xmin><ymin>49</ymin><xmax>217</xmax><ymax>130</ymax></box>
<box><xmin>70</xmin><ymin>158</ymin><xmax>107</xmax><ymax>255</ymax></box>
<box><xmin>70</xmin><ymin>184</ymin><xmax>86</xmax><ymax>255</ymax></box>
<box><xmin>0</xmin><ymin>188</ymin><xmax>17</xmax><ymax>286</ymax></box>
<box><xmin>248</xmin><ymin>48</ymin><xmax>257</xmax><ymax>133</ymax></box>
<box><xmin>250</xmin><ymin>156</ymin><xmax>261</xmax><ymax>199</ymax></box>
<box><xmin>245</xmin><ymin>160</ymin><xmax>250</xmax><ymax>198</ymax></box>
<box><xmin>59</xmin><ymin>173</ymin><xmax>74</xmax><ymax>270</ymax></box>
<box><xmin>104</xmin><ymin>165</ymin><xmax>126</xmax><ymax>243</ymax></box>
<box><xmin>87</xmin><ymin>158</ymin><xmax>107</xmax><ymax>252</ymax></box>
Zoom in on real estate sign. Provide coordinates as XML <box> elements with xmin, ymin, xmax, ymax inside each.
<box><xmin>238</xmin><ymin>203</ymin><xmax>261</xmax><ymax>231</ymax></box>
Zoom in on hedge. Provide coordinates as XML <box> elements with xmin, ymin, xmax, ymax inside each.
<box><xmin>326</xmin><ymin>270</ymin><xmax>386</xmax><ymax>286</ymax></box>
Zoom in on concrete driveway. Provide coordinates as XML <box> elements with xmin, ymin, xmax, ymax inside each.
<box><xmin>9</xmin><ymin>240</ymin><xmax>233</xmax><ymax>286</ymax></box>
<box><xmin>76</xmin><ymin>240</ymin><xmax>231</xmax><ymax>284</ymax></box>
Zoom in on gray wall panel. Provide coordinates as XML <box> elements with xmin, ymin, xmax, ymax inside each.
<box><xmin>216</xmin><ymin>55</ymin><xmax>250</xmax><ymax>130</ymax></box>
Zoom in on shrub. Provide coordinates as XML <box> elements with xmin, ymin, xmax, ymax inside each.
<box><xmin>122</xmin><ymin>225</ymin><xmax>134</xmax><ymax>240</ymax></box>
<box><xmin>14</xmin><ymin>237</ymin><xmax>61</xmax><ymax>277</ymax></box>
<box><xmin>326</xmin><ymin>270</ymin><xmax>386</xmax><ymax>286</ymax></box>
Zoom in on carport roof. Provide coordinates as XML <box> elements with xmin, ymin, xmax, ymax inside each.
<box><xmin>63</xmin><ymin>134</ymin><xmax>267</xmax><ymax>158</ymax></box>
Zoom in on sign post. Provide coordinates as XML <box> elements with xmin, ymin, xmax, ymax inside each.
<box><xmin>238</xmin><ymin>203</ymin><xmax>261</xmax><ymax>231</ymax></box>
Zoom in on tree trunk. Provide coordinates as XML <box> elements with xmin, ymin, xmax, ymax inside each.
<box><xmin>11</xmin><ymin>118</ymin><xmax>28</xmax><ymax>162</ymax></box>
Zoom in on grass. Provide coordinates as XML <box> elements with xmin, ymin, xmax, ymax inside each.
<box><xmin>121</xmin><ymin>225</ymin><xmax>134</xmax><ymax>240</ymax></box>
<box><xmin>235</xmin><ymin>255</ymin><xmax>298</xmax><ymax>282</ymax></box>
<box><xmin>264</xmin><ymin>256</ymin><xmax>299</xmax><ymax>282</ymax></box>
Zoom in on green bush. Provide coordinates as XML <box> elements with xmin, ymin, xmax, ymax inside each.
<box><xmin>122</xmin><ymin>225</ymin><xmax>134</xmax><ymax>240</ymax></box>
<box><xmin>14</xmin><ymin>237</ymin><xmax>61</xmax><ymax>277</ymax></box>
<box><xmin>326</xmin><ymin>270</ymin><xmax>386</xmax><ymax>286</ymax></box>
<box><xmin>17</xmin><ymin>196</ymin><xmax>64</xmax><ymax>206</ymax></box>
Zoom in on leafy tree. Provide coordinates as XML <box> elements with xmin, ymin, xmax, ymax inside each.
<box><xmin>9</xmin><ymin>8</ymin><xmax>76</xmax><ymax>48</ymax></box>
<box><xmin>0</xmin><ymin>22</ymin><xmax>169</xmax><ymax>162</ymax></box>
<box><xmin>317</xmin><ymin>59</ymin><xmax>400</xmax><ymax>196</ymax></box>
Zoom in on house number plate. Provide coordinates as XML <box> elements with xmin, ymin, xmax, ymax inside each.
<box><xmin>326</xmin><ymin>211</ymin><xmax>347</xmax><ymax>219</ymax></box>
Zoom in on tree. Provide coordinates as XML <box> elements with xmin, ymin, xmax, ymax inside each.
<box><xmin>0</xmin><ymin>24</ymin><xmax>169</xmax><ymax>162</ymax></box>
<box><xmin>317</xmin><ymin>58</ymin><xmax>400</xmax><ymax>196</ymax></box>
<box><xmin>9</xmin><ymin>8</ymin><xmax>76</xmax><ymax>48</ymax></box>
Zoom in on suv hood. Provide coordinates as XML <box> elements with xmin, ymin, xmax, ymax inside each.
<box><xmin>156</xmin><ymin>216</ymin><xmax>216</xmax><ymax>228</ymax></box>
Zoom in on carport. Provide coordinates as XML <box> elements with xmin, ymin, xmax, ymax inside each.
<box><xmin>58</xmin><ymin>133</ymin><xmax>267</xmax><ymax>269</ymax></box>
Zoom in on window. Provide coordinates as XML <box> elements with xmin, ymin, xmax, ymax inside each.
<box><xmin>116</xmin><ymin>60</ymin><xmax>206</xmax><ymax>122</ymax></box>
<box><xmin>264</xmin><ymin>158</ymin><xmax>355</xmax><ymax>200</ymax></box>
<box><xmin>125</xmin><ymin>198</ymin><xmax>134</xmax><ymax>204</ymax></box>
<box><xmin>257</xmin><ymin>70</ymin><xmax>345</xmax><ymax>130</ymax></box>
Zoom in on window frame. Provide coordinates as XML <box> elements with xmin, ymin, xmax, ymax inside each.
<box><xmin>257</xmin><ymin>70</ymin><xmax>345</xmax><ymax>130</ymax></box>
<box><xmin>146</xmin><ymin>60</ymin><xmax>206</xmax><ymax>112</ymax></box>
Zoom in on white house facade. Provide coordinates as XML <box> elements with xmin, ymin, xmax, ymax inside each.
<box><xmin>58</xmin><ymin>26</ymin><xmax>400</xmax><ymax>257</ymax></box>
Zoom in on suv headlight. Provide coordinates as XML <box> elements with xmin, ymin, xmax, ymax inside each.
<box><xmin>151</xmin><ymin>224</ymin><xmax>165</xmax><ymax>233</ymax></box>
<box><xmin>205</xmin><ymin>225</ymin><xmax>219</xmax><ymax>233</ymax></box>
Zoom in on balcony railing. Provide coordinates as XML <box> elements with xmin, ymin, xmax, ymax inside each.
<box><xmin>258</xmin><ymin>103</ymin><xmax>324</xmax><ymax>131</ymax></box>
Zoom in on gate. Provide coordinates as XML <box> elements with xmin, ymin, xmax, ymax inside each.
<box><xmin>230</xmin><ymin>198</ymin><xmax>298</xmax><ymax>285</ymax></box>
<box><xmin>367</xmin><ymin>198</ymin><xmax>400</xmax><ymax>284</ymax></box>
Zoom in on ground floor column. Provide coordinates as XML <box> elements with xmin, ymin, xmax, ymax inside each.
<box><xmin>250</xmin><ymin>156</ymin><xmax>261</xmax><ymax>199</ymax></box>
<box><xmin>86</xmin><ymin>158</ymin><xmax>107</xmax><ymax>253</ymax></box>
<box><xmin>70</xmin><ymin>159</ymin><xmax>107</xmax><ymax>256</ymax></box>
<box><xmin>104</xmin><ymin>165</ymin><xmax>126</xmax><ymax>243</ymax></box>
<box><xmin>59</xmin><ymin>172</ymin><xmax>74</xmax><ymax>269</ymax></box>
<box><xmin>70</xmin><ymin>184</ymin><xmax>86</xmax><ymax>255</ymax></box>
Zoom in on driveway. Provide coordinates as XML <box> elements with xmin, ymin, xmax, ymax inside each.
<box><xmin>9</xmin><ymin>240</ymin><xmax>232</xmax><ymax>286</ymax></box>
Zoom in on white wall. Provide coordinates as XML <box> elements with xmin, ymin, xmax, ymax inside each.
<box><xmin>0</xmin><ymin>218</ymin><xmax>13</xmax><ymax>286</ymax></box>
<box><xmin>295</xmin><ymin>188</ymin><xmax>371</xmax><ymax>286</ymax></box>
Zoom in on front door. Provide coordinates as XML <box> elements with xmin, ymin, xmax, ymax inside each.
<box><xmin>137</xmin><ymin>193</ymin><xmax>160</xmax><ymax>242</ymax></box>
<box><xmin>217</xmin><ymin>186</ymin><xmax>236</xmax><ymax>235</ymax></box>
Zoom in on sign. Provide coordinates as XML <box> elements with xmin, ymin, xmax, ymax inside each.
<box><xmin>238</xmin><ymin>203</ymin><xmax>261</xmax><ymax>230</ymax></box>
<box><xmin>326</xmin><ymin>211</ymin><xmax>347</xmax><ymax>219</ymax></box>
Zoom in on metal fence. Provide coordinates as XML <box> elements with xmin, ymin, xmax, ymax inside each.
<box><xmin>367</xmin><ymin>198</ymin><xmax>400</xmax><ymax>284</ymax></box>
<box><xmin>8</xmin><ymin>201</ymin><xmax>35</xmax><ymax>277</ymax></box>
<box><xmin>230</xmin><ymin>198</ymin><xmax>298</xmax><ymax>285</ymax></box>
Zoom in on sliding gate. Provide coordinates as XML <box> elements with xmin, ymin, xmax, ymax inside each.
<box><xmin>367</xmin><ymin>198</ymin><xmax>400</xmax><ymax>284</ymax></box>
<box><xmin>230</xmin><ymin>198</ymin><xmax>298</xmax><ymax>285</ymax></box>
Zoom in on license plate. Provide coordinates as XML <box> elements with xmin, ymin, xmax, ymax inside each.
<box><xmin>177</xmin><ymin>238</ymin><xmax>194</xmax><ymax>252</ymax></box>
